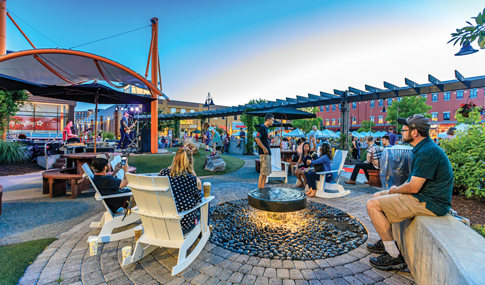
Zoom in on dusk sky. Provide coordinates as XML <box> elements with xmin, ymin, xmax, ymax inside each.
<box><xmin>5</xmin><ymin>0</ymin><xmax>485</xmax><ymax>111</ymax></box>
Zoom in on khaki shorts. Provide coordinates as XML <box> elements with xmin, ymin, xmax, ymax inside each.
<box><xmin>377</xmin><ymin>192</ymin><xmax>436</xmax><ymax>224</ymax></box>
<box><xmin>259</xmin><ymin>154</ymin><xmax>271</xmax><ymax>176</ymax></box>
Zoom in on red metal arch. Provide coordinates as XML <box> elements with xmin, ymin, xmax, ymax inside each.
<box><xmin>0</xmin><ymin>48</ymin><xmax>164</xmax><ymax>98</ymax></box>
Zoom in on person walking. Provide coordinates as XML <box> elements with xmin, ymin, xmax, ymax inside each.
<box><xmin>255</xmin><ymin>114</ymin><xmax>274</xmax><ymax>189</ymax></box>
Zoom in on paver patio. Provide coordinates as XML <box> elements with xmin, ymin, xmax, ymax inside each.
<box><xmin>17</xmin><ymin>155</ymin><xmax>415</xmax><ymax>285</ymax></box>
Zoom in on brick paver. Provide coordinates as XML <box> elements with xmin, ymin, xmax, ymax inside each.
<box><xmin>20</xmin><ymin>156</ymin><xmax>415</xmax><ymax>284</ymax></box>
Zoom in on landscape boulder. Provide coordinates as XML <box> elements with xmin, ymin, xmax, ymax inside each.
<box><xmin>204</xmin><ymin>154</ymin><xmax>226</xmax><ymax>172</ymax></box>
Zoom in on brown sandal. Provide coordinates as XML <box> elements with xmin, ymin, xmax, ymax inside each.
<box><xmin>308</xmin><ymin>190</ymin><xmax>317</xmax><ymax>197</ymax></box>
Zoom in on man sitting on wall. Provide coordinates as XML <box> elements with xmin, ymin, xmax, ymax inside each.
<box><xmin>345</xmin><ymin>136</ymin><xmax>382</xmax><ymax>185</ymax></box>
<box><xmin>365</xmin><ymin>114</ymin><xmax>453</xmax><ymax>270</ymax></box>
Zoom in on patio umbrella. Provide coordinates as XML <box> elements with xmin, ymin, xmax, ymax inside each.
<box><xmin>0</xmin><ymin>74</ymin><xmax>156</xmax><ymax>153</ymax></box>
<box><xmin>247</xmin><ymin>107</ymin><xmax>316</xmax><ymax>146</ymax></box>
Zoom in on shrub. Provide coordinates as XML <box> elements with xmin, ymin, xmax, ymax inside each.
<box><xmin>440</xmin><ymin>124</ymin><xmax>485</xmax><ymax>199</ymax></box>
<box><xmin>472</xmin><ymin>225</ymin><xmax>485</xmax><ymax>238</ymax></box>
<box><xmin>101</xmin><ymin>131</ymin><xmax>115</xmax><ymax>141</ymax></box>
<box><xmin>0</xmin><ymin>141</ymin><xmax>31</xmax><ymax>164</ymax></box>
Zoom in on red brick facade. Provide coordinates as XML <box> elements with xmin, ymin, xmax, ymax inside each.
<box><xmin>316</xmin><ymin>88</ymin><xmax>485</xmax><ymax>137</ymax></box>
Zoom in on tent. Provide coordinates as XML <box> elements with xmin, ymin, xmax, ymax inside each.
<box><xmin>437</xmin><ymin>132</ymin><xmax>448</xmax><ymax>138</ymax></box>
<box><xmin>283</xmin><ymin>129</ymin><xmax>306</xmax><ymax>137</ymax></box>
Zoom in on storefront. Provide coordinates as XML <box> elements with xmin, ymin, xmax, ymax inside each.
<box><xmin>8</xmin><ymin>95</ymin><xmax>75</xmax><ymax>135</ymax></box>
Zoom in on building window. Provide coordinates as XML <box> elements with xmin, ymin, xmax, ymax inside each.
<box><xmin>181</xmin><ymin>108</ymin><xmax>186</xmax><ymax>113</ymax></box>
<box><xmin>352</xmin><ymin>102</ymin><xmax>356</xmax><ymax>109</ymax></box>
<box><xmin>332</xmin><ymin>119</ymin><xmax>335</xmax><ymax>125</ymax></box>
<box><xmin>326</xmin><ymin>105</ymin><xmax>329</xmax><ymax>112</ymax></box>
<box><xmin>444</xmin><ymin>92</ymin><xmax>450</xmax><ymax>101</ymax></box>
<box><xmin>326</xmin><ymin>119</ymin><xmax>330</xmax><ymax>126</ymax></box>
<box><xmin>338</xmin><ymin>118</ymin><xmax>341</xmax><ymax>125</ymax></box>
<box><xmin>443</xmin><ymin>112</ymin><xmax>450</xmax><ymax>121</ymax></box>
<box><xmin>352</xmin><ymin>117</ymin><xmax>356</xmax><ymax>125</ymax></box>
<box><xmin>378</xmin><ymin>116</ymin><xmax>383</xmax><ymax>124</ymax></box>
<box><xmin>378</xmin><ymin>99</ymin><xmax>383</xmax><ymax>107</ymax></box>
<box><xmin>432</xmin><ymin>93</ymin><xmax>438</xmax><ymax>102</ymax></box>
<box><xmin>370</xmin><ymin>100</ymin><xmax>375</xmax><ymax>108</ymax></box>
<box><xmin>332</xmin><ymin>104</ymin><xmax>336</xmax><ymax>111</ymax></box>
<box><xmin>370</xmin><ymin>116</ymin><xmax>374</xmax><ymax>123</ymax></box>
<box><xmin>397</xmin><ymin>97</ymin><xmax>402</xmax><ymax>102</ymax></box>
<box><xmin>387</xmin><ymin>98</ymin><xmax>393</xmax><ymax>105</ymax></box>
<box><xmin>431</xmin><ymin>112</ymin><xmax>438</xmax><ymax>121</ymax></box>
<box><xmin>421</xmin><ymin>94</ymin><xmax>427</xmax><ymax>99</ymax></box>
<box><xmin>171</xmin><ymin>108</ymin><xmax>176</xmax><ymax>114</ymax></box>
<box><xmin>471</xmin><ymin>89</ymin><xmax>478</xmax><ymax>98</ymax></box>
<box><xmin>456</xmin><ymin>90</ymin><xmax>463</xmax><ymax>100</ymax></box>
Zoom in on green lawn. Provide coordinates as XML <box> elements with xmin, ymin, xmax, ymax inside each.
<box><xmin>0</xmin><ymin>238</ymin><xmax>57</xmax><ymax>285</ymax></box>
<box><xmin>129</xmin><ymin>147</ymin><xmax>245</xmax><ymax>176</ymax></box>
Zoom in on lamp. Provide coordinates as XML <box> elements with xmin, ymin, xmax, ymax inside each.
<box><xmin>455</xmin><ymin>43</ymin><xmax>478</xmax><ymax>56</ymax></box>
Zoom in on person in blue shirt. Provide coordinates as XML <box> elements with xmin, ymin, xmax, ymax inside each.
<box><xmin>386</xmin><ymin>127</ymin><xmax>398</xmax><ymax>146</ymax></box>
<box><xmin>303</xmin><ymin>143</ymin><xmax>333</xmax><ymax>197</ymax></box>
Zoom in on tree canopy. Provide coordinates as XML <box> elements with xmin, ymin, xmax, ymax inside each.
<box><xmin>291</xmin><ymin>107</ymin><xmax>323</xmax><ymax>133</ymax></box>
<box><xmin>448</xmin><ymin>7</ymin><xmax>485</xmax><ymax>49</ymax></box>
<box><xmin>357</xmin><ymin>120</ymin><xmax>376</xmax><ymax>132</ymax></box>
<box><xmin>0</xmin><ymin>90</ymin><xmax>29</xmax><ymax>139</ymax></box>
<box><xmin>385</xmin><ymin>96</ymin><xmax>432</xmax><ymax>128</ymax></box>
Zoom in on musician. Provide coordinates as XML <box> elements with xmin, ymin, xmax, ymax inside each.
<box><xmin>118</xmin><ymin>111</ymin><xmax>130</xmax><ymax>150</ymax></box>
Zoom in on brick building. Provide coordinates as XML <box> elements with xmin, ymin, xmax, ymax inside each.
<box><xmin>316</xmin><ymin>88</ymin><xmax>485</xmax><ymax>137</ymax></box>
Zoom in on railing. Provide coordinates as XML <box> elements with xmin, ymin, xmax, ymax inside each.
<box><xmin>44</xmin><ymin>130</ymin><xmax>67</xmax><ymax>169</ymax></box>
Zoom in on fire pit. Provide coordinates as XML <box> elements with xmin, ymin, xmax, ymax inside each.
<box><xmin>248</xmin><ymin>187</ymin><xmax>307</xmax><ymax>212</ymax></box>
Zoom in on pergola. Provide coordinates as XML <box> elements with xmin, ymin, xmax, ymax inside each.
<box><xmin>147</xmin><ymin>71</ymin><xmax>485</xmax><ymax>149</ymax></box>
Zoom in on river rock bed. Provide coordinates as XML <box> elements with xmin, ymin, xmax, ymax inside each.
<box><xmin>209</xmin><ymin>199</ymin><xmax>367</xmax><ymax>260</ymax></box>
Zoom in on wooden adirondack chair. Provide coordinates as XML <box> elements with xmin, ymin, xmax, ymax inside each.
<box><xmin>315</xmin><ymin>150</ymin><xmax>351</xmax><ymax>198</ymax></box>
<box><xmin>266</xmin><ymin>147</ymin><xmax>290</xmax><ymax>183</ymax></box>
<box><xmin>122</xmin><ymin>173</ymin><xmax>214</xmax><ymax>276</ymax></box>
<box><xmin>82</xmin><ymin>163</ymin><xmax>141</xmax><ymax>243</ymax></box>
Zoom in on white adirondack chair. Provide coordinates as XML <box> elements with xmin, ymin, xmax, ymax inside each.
<box><xmin>122</xmin><ymin>173</ymin><xmax>214</xmax><ymax>276</ymax></box>
<box><xmin>82</xmin><ymin>163</ymin><xmax>141</xmax><ymax>243</ymax></box>
<box><xmin>315</xmin><ymin>150</ymin><xmax>351</xmax><ymax>198</ymax></box>
<box><xmin>266</xmin><ymin>147</ymin><xmax>290</xmax><ymax>183</ymax></box>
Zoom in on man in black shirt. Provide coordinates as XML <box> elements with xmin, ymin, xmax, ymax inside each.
<box><xmin>255</xmin><ymin>114</ymin><xmax>274</xmax><ymax>188</ymax></box>
<box><xmin>91</xmin><ymin>157</ymin><xmax>131</xmax><ymax>213</ymax></box>
<box><xmin>237</xmin><ymin>128</ymin><xmax>246</xmax><ymax>148</ymax></box>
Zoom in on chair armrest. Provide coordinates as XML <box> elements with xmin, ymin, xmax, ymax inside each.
<box><xmin>95</xmin><ymin>192</ymin><xmax>133</xmax><ymax>201</ymax></box>
<box><xmin>127</xmin><ymin>183</ymin><xmax>169</xmax><ymax>191</ymax></box>
<box><xmin>178</xmin><ymin>196</ymin><xmax>215</xmax><ymax>216</ymax></box>
<box><xmin>315</xmin><ymin>169</ymin><xmax>342</xmax><ymax>175</ymax></box>
<box><xmin>281</xmin><ymin>161</ymin><xmax>291</xmax><ymax>165</ymax></box>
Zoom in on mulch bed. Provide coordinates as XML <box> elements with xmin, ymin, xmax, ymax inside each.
<box><xmin>452</xmin><ymin>195</ymin><xmax>485</xmax><ymax>226</ymax></box>
<box><xmin>0</xmin><ymin>162</ymin><xmax>44</xmax><ymax>177</ymax></box>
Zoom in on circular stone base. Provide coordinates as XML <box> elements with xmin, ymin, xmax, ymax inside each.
<box><xmin>209</xmin><ymin>199</ymin><xmax>367</xmax><ymax>260</ymax></box>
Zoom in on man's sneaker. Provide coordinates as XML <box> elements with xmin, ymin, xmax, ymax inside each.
<box><xmin>367</xmin><ymin>239</ymin><xmax>385</xmax><ymax>254</ymax></box>
<box><xmin>369</xmin><ymin>251</ymin><xmax>407</xmax><ymax>271</ymax></box>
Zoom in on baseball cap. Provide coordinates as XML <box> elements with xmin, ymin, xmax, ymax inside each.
<box><xmin>397</xmin><ymin>114</ymin><xmax>431</xmax><ymax>133</ymax></box>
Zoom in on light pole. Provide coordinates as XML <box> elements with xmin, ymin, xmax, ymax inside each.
<box><xmin>203</xmin><ymin>92</ymin><xmax>215</xmax><ymax>124</ymax></box>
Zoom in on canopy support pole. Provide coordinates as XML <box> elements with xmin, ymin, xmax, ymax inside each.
<box><xmin>94</xmin><ymin>92</ymin><xmax>99</xmax><ymax>154</ymax></box>
<box><xmin>0</xmin><ymin>0</ymin><xmax>5</xmax><ymax>141</ymax></box>
<box><xmin>150</xmin><ymin>18</ymin><xmax>159</xmax><ymax>154</ymax></box>
<box><xmin>340</xmin><ymin>91</ymin><xmax>350</xmax><ymax>151</ymax></box>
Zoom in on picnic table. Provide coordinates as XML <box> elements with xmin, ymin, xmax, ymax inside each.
<box><xmin>63</xmin><ymin>152</ymin><xmax>123</xmax><ymax>183</ymax></box>
<box><xmin>281</xmin><ymin>150</ymin><xmax>297</xmax><ymax>163</ymax></box>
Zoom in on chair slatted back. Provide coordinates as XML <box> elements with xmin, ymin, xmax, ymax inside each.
<box><xmin>126</xmin><ymin>174</ymin><xmax>184</xmax><ymax>241</ymax></box>
<box><xmin>81</xmin><ymin>163</ymin><xmax>114</xmax><ymax>217</ymax></box>
<box><xmin>330</xmin><ymin>150</ymin><xmax>347</xmax><ymax>183</ymax></box>
<box><xmin>271</xmin><ymin>147</ymin><xmax>283</xmax><ymax>171</ymax></box>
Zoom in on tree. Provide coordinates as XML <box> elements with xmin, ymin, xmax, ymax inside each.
<box><xmin>241</xmin><ymin>98</ymin><xmax>267</xmax><ymax>154</ymax></box>
<box><xmin>291</xmin><ymin>107</ymin><xmax>323</xmax><ymax>133</ymax></box>
<box><xmin>448</xmin><ymin>8</ymin><xmax>485</xmax><ymax>49</ymax></box>
<box><xmin>455</xmin><ymin>106</ymin><xmax>482</xmax><ymax>125</ymax></box>
<box><xmin>357</xmin><ymin>120</ymin><xmax>376</xmax><ymax>132</ymax></box>
<box><xmin>0</xmin><ymin>90</ymin><xmax>29</xmax><ymax>140</ymax></box>
<box><xmin>385</xmin><ymin>96</ymin><xmax>432</xmax><ymax>129</ymax></box>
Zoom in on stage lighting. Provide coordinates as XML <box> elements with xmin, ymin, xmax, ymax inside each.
<box><xmin>130</xmin><ymin>107</ymin><xmax>134</xmax><ymax>111</ymax></box>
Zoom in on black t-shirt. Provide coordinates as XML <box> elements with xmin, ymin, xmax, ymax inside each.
<box><xmin>240</xmin><ymin>131</ymin><xmax>246</xmax><ymax>138</ymax></box>
<box><xmin>93</xmin><ymin>175</ymin><xmax>127</xmax><ymax>214</ymax></box>
<box><xmin>256</xmin><ymin>125</ymin><xmax>271</xmax><ymax>155</ymax></box>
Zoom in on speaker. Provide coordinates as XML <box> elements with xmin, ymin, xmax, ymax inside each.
<box><xmin>141</xmin><ymin>128</ymin><xmax>151</xmax><ymax>153</ymax></box>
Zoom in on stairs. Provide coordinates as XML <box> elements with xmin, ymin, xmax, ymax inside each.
<box><xmin>52</xmin><ymin>158</ymin><xmax>66</xmax><ymax>169</ymax></box>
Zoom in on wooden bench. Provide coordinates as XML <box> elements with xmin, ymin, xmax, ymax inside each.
<box><xmin>42</xmin><ymin>168</ymin><xmax>85</xmax><ymax>199</ymax></box>
<box><xmin>367</xmin><ymin>170</ymin><xmax>382</xmax><ymax>187</ymax></box>
<box><xmin>0</xmin><ymin>184</ymin><xmax>3</xmax><ymax>215</ymax></box>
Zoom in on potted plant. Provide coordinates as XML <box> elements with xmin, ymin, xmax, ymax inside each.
<box><xmin>457</xmin><ymin>102</ymin><xmax>482</xmax><ymax>117</ymax></box>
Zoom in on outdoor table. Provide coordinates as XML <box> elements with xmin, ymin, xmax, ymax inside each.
<box><xmin>380</xmin><ymin>146</ymin><xmax>413</xmax><ymax>189</ymax></box>
<box><xmin>281</xmin><ymin>150</ymin><xmax>297</xmax><ymax>163</ymax></box>
<box><xmin>62</xmin><ymin>152</ymin><xmax>122</xmax><ymax>191</ymax></box>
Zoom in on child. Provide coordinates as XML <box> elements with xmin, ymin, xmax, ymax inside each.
<box><xmin>202</xmin><ymin>121</ymin><xmax>221</xmax><ymax>156</ymax></box>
